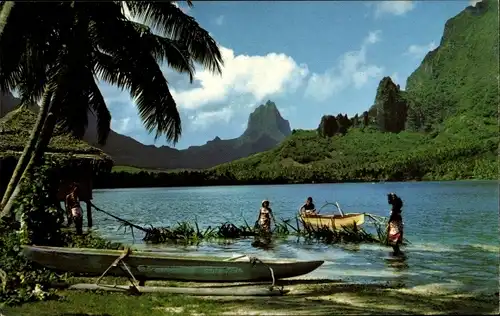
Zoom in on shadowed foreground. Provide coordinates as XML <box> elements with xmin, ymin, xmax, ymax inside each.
<box><xmin>1</xmin><ymin>279</ymin><xmax>498</xmax><ymax>316</ymax></box>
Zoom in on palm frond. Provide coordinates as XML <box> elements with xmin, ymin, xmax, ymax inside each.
<box><xmin>0</xmin><ymin>2</ymin><xmax>28</xmax><ymax>93</ymax></box>
<box><xmin>129</xmin><ymin>21</ymin><xmax>195</xmax><ymax>82</ymax></box>
<box><xmin>0</xmin><ymin>2</ymin><xmax>67</xmax><ymax>101</ymax></box>
<box><xmin>125</xmin><ymin>1</ymin><xmax>223</xmax><ymax>75</ymax></box>
<box><xmin>93</xmin><ymin>14</ymin><xmax>182</xmax><ymax>143</ymax></box>
<box><xmin>88</xmin><ymin>77</ymin><xmax>111</xmax><ymax>145</ymax></box>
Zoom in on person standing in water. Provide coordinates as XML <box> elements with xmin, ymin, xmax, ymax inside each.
<box><xmin>386</xmin><ymin>192</ymin><xmax>404</xmax><ymax>255</ymax></box>
<box><xmin>257</xmin><ymin>200</ymin><xmax>275</xmax><ymax>234</ymax></box>
<box><xmin>299</xmin><ymin>197</ymin><xmax>317</xmax><ymax>215</ymax></box>
<box><xmin>65</xmin><ymin>183</ymin><xmax>83</xmax><ymax>235</ymax></box>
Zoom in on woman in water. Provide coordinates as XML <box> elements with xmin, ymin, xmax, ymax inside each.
<box><xmin>257</xmin><ymin>199</ymin><xmax>275</xmax><ymax>234</ymax></box>
<box><xmin>386</xmin><ymin>192</ymin><xmax>404</xmax><ymax>255</ymax></box>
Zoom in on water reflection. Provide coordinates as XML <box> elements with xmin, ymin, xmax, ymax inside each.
<box><xmin>384</xmin><ymin>253</ymin><xmax>409</xmax><ymax>271</ymax></box>
<box><xmin>90</xmin><ymin>181</ymin><xmax>498</xmax><ymax>294</ymax></box>
<box><xmin>251</xmin><ymin>235</ymin><xmax>274</xmax><ymax>250</ymax></box>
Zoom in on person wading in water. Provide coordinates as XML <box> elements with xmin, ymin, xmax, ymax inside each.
<box><xmin>65</xmin><ymin>183</ymin><xmax>83</xmax><ymax>235</ymax></box>
<box><xmin>386</xmin><ymin>192</ymin><xmax>404</xmax><ymax>256</ymax></box>
<box><xmin>252</xmin><ymin>200</ymin><xmax>276</xmax><ymax>249</ymax></box>
<box><xmin>256</xmin><ymin>200</ymin><xmax>276</xmax><ymax>234</ymax></box>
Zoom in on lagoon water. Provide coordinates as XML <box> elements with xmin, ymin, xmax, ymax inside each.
<box><xmin>90</xmin><ymin>181</ymin><xmax>499</xmax><ymax>294</ymax></box>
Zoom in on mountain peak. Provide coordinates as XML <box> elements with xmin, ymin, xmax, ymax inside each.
<box><xmin>241</xmin><ymin>100</ymin><xmax>292</xmax><ymax>142</ymax></box>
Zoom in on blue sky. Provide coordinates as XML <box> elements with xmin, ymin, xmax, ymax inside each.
<box><xmin>101</xmin><ymin>0</ymin><xmax>477</xmax><ymax>149</ymax></box>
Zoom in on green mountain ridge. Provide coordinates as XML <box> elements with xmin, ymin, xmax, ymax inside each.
<box><xmin>82</xmin><ymin>100</ymin><xmax>292</xmax><ymax>169</ymax></box>
<box><xmin>0</xmin><ymin>93</ymin><xmax>293</xmax><ymax>170</ymax></box>
<box><xmin>210</xmin><ymin>0</ymin><xmax>498</xmax><ymax>183</ymax></box>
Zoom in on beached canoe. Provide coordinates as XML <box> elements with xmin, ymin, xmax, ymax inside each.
<box><xmin>300</xmin><ymin>213</ymin><xmax>365</xmax><ymax>230</ymax></box>
<box><xmin>22</xmin><ymin>246</ymin><xmax>324</xmax><ymax>282</ymax></box>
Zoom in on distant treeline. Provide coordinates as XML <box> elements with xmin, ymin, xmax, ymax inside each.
<box><xmin>93</xmin><ymin>170</ymin><xmax>286</xmax><ymax>189</ymax></box>
<box><xmin>93</xmin><ymin>168</ymin><xmax>387</xmax><ymax>189</ymax></box>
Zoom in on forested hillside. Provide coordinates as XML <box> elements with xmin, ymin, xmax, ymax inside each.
<box><xmin>209</xmin><ymin>0</ymin><xmax>498</xmax><ymax>183</ymax></box>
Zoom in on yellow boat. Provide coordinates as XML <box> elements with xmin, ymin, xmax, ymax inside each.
<box><xmin>300</xmin><ymin>213</ymin><xmax>365</xmax><ymax>231</ymax></box>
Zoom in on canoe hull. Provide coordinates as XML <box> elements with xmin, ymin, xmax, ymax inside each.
<box><xmin>300</xmin><ymin>213</ymin><xmax>365</xmax><ymax>230</ymax></box>
<box><xmin>22</xmin><ymin>246</ymin><xmax>324</xmax><ymax>282</ymax></box>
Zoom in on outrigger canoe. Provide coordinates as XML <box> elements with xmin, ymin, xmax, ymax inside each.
<box><xmin>300</xmin><ymin>213</ymin><xmax>365</xmax><ymax>230</ymax></box>
<box><xmin>22</xmin><ymin>246</ymin><xmax>324</xmax><ymax>282</ymax></box>
<box><xmin>300</xmin><ymin>201</ymin><xmax>365</xmax><ymax>231</ymax></box>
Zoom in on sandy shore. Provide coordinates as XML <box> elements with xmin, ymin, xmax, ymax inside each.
<box><xmin>2</xmin><ymin>278</ymin><xmax>498</xmax><ymax>315</ymax></box>
<box><xmin>155</xmin><ymin>279</ymin><xmax>499</xmax><ymax>315</ymax></box>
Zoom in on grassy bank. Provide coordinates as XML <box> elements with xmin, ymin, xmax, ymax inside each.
<box><xmin>2</xmin><ymin>278</ymin><xmax>498</xmax><ymax>315</ymax></box>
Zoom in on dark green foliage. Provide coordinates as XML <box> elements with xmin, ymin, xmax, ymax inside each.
<box><xmin>120</xmin><ymin>216</ymin><xmax>388</xmax><ymax>246</ymax></box>
<box><xmin>0</xmin><ymin>227</ymin><xmax>60</xmax><ymax>306</ymax></box>
<box><xmin>374</xmin><ymin>77</ymin><xmax>408</xmax><ymax>133</ymax></box>
<box><xmin>12</xmin><ymin>162</ymin><xmax>65</xmax><ymax>246</ymax></box>
<box><xmin>405</xmin><ymin>0</ymin><xmax>497</xmax><ymax>126</ymax></box>
<box><xmin>317</xmin><ymin>115</ymin><xmax>338</xmax><ymax>137</ymax></box>
<box><xmin>142</xmin><ymin>221</ymin><xmax>257</xmax><ymax>244</ymax></box>
<box><xmin>0</xmin><ymin>158</ymin><xmax>122</xmax><ymax>306</ymax></box>
<box><xmin>0</xmin><ymin>109</ymin><xmax>113</xmax><ymax>172</ymax></box>
<box><xmin>317</xmin><ymin>113</ymin><xmax>351</xmax><ymax>138</ymax></box>
<box><xmin>241</xmin><ymin>100</ymin><xmax>291</xmax><ymax>142</ymax></box>
<box><xmin>202</xmin><ymin>0</ymin><xmax>497</xmax><ymax>184</ymax></box>
<box><xmin>336</xmin><ymin>114</ymin><xmax>351</xmax><ymax>135</ymax></box>
<box><xmin>362</xmin><ymin>111</ymin><xmax>369</xmax><ymax>128</ymax></box>
<box><xmin>93</xmin><ymin>0</ymin><xmax>498</xmax><ymax>187</ymax></box>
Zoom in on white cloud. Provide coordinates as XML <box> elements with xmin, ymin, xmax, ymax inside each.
<box><xmin>469</xmin><ymin>0</ymin><xmax>482</xmax><ymax>5</ymax></box>
<box><xmin>99</xmin><ymin>43</ymin><xmax>309</xmax><ymax>134</ymax></box>
<box><xmin>214</xmin><ymin>15</ymin><xmax>225</xmax><ymax>26</ymax></box>
<box><xmin>278</xmin><ymin>106</ymin><xmax>296</xmax><ymax>118</ymax></box>
<box><xmin>189</xmin><ymin>107</ymin><xmax>234</xmax><ymax>130</ymax></box>
<box><xmin>374</xmin><ymin>1</ymin><xmax>415</xmax><ymax>17</ymax></box>
<box><xmin>304</xmin><ymin>30</ymin><xmax>384</xmax><ymax>102</ymax></box>
<box><xmin>111</xmin><ymin>117</ymin><xmax>130</xmax><ymax>134</ymax></box>
<box><xmin>390</xmin><ymin>72</ymin><xmax>401</xmax><ymax>85</ymax></box>
<box><xmin>404</xmin><ymin>41</ymin><xmax>438</xmax><ymax>59</ymax></box>
<box><xmin>365</xmin><ymin>30</ymin><xmax>381</xmax><ymax>44</ymax></box>
<box><xmin>171</xmin><ymin>46</ymin><xmax>309</xmax><ymax>111</ymax></box>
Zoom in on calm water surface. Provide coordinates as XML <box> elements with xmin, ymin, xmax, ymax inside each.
<box><xmin>90</xmin><ymin>181</ymin><xmax>499</xmax><ymax>293</ymax></box>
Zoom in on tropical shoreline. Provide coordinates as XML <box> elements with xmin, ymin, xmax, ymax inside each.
<box><xmin>93</xmin><ymin>170</ymin><xmax>496</xmax><ymax>190</ymax></box>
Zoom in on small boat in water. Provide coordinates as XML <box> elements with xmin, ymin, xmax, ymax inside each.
<box><xmin>22</xmin><ymin>246</ymin><xmax>324</xmax><ymax>282</ymax></box>
<box><xmin>299</xmin><ymin>202</ymin><xmax>365</xmax><ymax>230</ymax></box>
<box><xmin>300</xmin><ymin>213</ymin><xmax>365</xmax><ymax>230</ymax></box>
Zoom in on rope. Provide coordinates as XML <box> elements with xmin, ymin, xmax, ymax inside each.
<box><xmin>248</xmin><ymin>257</ymin><xmax>278</xmax><ymax>291</ymax></box>
<box><xmin>90</xmin><ymin>202</ymin><xmax>148</xmax><ymax>233</ymax></box>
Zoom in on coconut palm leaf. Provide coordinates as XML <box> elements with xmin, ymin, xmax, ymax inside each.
<box><xmin>129</xmin><ymin>20</ymin><xmax>195</xmax><ymax>82</ymax></box>
<box><xmin>124</xmin><ymin>1</ymin><xmax>223</xmax><ymax>74</ymax></box>
<box><xmin>0</xmin><ymin>1</ymin><xmax>224</xmax><ymax>219</ymax></box>
<box><xmin>92</xmin><ymin>15</ymin><xmax>182</xmax><ymax>142</ymax></box>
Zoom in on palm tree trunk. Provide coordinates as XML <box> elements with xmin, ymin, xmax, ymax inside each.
<box><xmin>0</xmin><ymin>112</ymin><xmax>56</xmax><ymax>221</ymax></box>
<box><xmin>0</xmin><ymin>89</ymin><xmax>52</xmax><ymax>210</ymax></box>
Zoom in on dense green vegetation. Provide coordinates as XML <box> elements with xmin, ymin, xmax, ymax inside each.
<box><xmin>95</xmin><ymin>0</ymin><xmax>498</xmax><ymax>188</ymax></box>
<box><xmin>0</xmin><ymin>161</ymin><xmax>122</xmax><ymax>306</ymax></box>
<box><xmin>208</xmin><ymin>0</ymin><xmax>499</xmax><ymax>184</ymax></box>
<box><xmin>0</xmin><ymin>1</ymin><xmax>225</xmax><ymax>307</ymax></box>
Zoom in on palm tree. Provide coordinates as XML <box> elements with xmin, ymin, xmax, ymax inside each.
<box><xmin>0</xmin><ymin>1</ymin><xmax>223</xmax><ymax>219</ymax></box>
